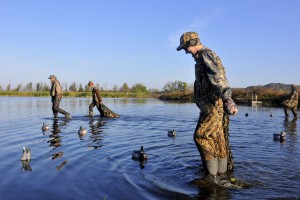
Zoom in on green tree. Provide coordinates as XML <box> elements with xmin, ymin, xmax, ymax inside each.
<box><xmin>120</xmin><ymin>82</ymin><xmax>130</xmax><ymax>92</ymax></box>
<box><xmin>14</xmin><ymin>84</ymin><xmax>22</xmax><ymax>92</ymax></box>
<box><xmin>131</xmin><ymin>83</ymin><xmax>147</xmax><ymax>93</ymax></box>
<box><xmin>84</xmin><ymin>84</ymin><xmax>90</xmax><ymax>92</ymax></box>
<box><xmin>43</xmin><ymin>83</ymin><xmax>50</xmax><ymax>91</ymax></box>
<box><xmin>36</xmin><ymin>83</ymin><xmax>41</xmax><ymax>91</ymax></box>
<box><xmin>25</xmin><ymin>82</ymin><xmax>33</xmax><ymax>91</ymax></box>
<box><xmin>6</xmin><ymin>84</ymin><xmax>11</xmax><ymax>91</ymax></box>
<box><xmin>162</xmin><ymin>80</ymin><xmax>188</xmax><ymax>92</ymax></box>
<box><xmin>113</xmin><ymin>84</ymin><xmax>118</xmax><ymax>92</ymax></box>
<box><xmin>78</xmin><ymin>83</ymin><xmax>84</xmax><ymax>92</ymax></box>
<box><xmin>69</xmin><ymin>82</ymin><xmax>77</xmax><ymax>92</ymax></box>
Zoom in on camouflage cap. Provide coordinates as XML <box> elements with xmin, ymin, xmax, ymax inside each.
<box><xmin>176</xmin><ymin>32</ymin><xmax>200</xmax><ymax>51</ymax></box>
<box><xmin>48</xmin><ymin>75</ymin><xmax>57</xmax><ymax>79</ymax></box>
<box><xmin>88</xmin><ymin>81</ymin><xmax>94</xmax><ymax>86</ymax></box>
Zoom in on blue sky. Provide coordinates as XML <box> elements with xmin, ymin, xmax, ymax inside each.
<box><xmin>0</xmin><ymin>0</ymin><xmax>300</xmax><ymax>90</ymax></box>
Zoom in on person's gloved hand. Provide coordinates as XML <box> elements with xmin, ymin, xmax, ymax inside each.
<box><xmin>224</xmin><ymin>98</ymin><xmax>238</xmax><ymax>115</ymax></box>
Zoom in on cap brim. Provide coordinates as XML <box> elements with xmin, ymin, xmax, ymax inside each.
<box><xmin>176</xmin><ymin>44</ymin><xmax>184</xmax><ymax>51</ymax></box>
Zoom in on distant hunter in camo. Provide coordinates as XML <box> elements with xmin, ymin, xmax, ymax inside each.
<box><xmin>282</xmin><ymin>84</ymin><xmax>298</xmax><ymax>118</ymax></box>
<box><xmin>48</xmin><ymin>75</ymin><xmax>71</xmax><ymax>120</ymax></box>
<box><xmin>88</xmin><ymin>81</ymin><xmax>120</xmax><ymax>118</ymax></box>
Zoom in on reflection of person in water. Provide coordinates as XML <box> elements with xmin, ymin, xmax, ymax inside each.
<box><xmin>47</xmin><ymin>119</ymin><xmax>68</xmax><ymax>170</ymax></box>
<box><xmin>197</xmin><ymin>184</ymin><xmax>230</xmax><ymax>200</ymax></box>
<box><xmin>87</xmin><ymin>117</ymin><xmax>105</xmax><ymax>149</ymax></box>
<box><xmin>283</xmin><ymin>118</ymin><xmax>297</xmax><ymax>135</ymax></box>
<box><xmin>282</xmin><ymin>84</ymin><xmax>298</xmax><ymax>118</ymax></box>
<box><xmin>48</xmin><ymin>119</ymin><xmax>62</xmax><ymax>148</ymax></box>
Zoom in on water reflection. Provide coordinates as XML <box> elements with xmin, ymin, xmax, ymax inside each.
<box><xmin>46</xmin><ymin>119</ymin><xmax>69</xmax><ymax>171</ymax></box>
<box><xmin>21</xmin><ymin>160</ymin><xmax>32</xmax><ymax>172</ymax></box>
<box><xmin>47</xmin><ymin>119</ymin><xmax>64</xmax><ymax>148</ymax></box>
<box><xmin>48</xmin><ymin>152</ymin><xmax>64</xmax><ymax>160</ymax></box>
<box><xmin>86</xmin><ymin>117</ymin><xmax>106</xmax><ymax>149</ymax></box>
<box><xmin>196</xmin><ymin>185</ymin><xmax>230</xmax><ymax>200</ymax></box>
<box><xmin>56</xmin><ymin>160</ymin><xmax>68</xmax><ymax>171</ymax></box>
<box><xmin>89</xmin><ymin>117</ymin><xmax>105</xmax><ymax>135</ymax></box>
<box><xmin>283</xmin><ymin>118</ymin><xmax>297</xmax><ymax>135</ymax></box>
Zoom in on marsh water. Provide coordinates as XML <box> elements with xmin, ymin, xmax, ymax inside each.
<box><xmin>0</xmin><ymin>97</ymin><xmax>299</xmax><ymax>200</ymax></box>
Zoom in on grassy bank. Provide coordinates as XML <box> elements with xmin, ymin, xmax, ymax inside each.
<box><xmin>0</xmin><ymin>91</ymin><xmax>153</xmax><ymax>98</ymax></box>
<box><xmin>157</xmin><ymin>89</ymin><xmax>299</xmax><ymax>107</ymax></box>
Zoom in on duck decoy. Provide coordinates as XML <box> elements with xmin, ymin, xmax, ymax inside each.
<box><xmin>168</xmin><ymin>130</ymin><xmax>177</xmax><ymax>137</ymax></box>
<box><xmin>78</xmin><ymin>126</ymin><xmax>87</xmax><ymax>136</ymax></box>
<box><xmin>42</xmin><ymin>123</ymin><xmax>50</xmax><ymax>131</ymax></box>
<box><xmin>132</xmin><ymin>146</ymin><xmax>147</xmax><ymax>161</ymax></box>
<box><xmin>273</xmin><ymin>131</ymin><xmax>286</xmax><ymax>142</ymax></box>
<box><xmin>245</xmin><ymin>113</ymin><xmax>249</xmax><ymax>117</ymax></box>
<box><xmin>20</xmin><ymin>147</ymin><xmax>31</xmax><ymax>161</ymax></box>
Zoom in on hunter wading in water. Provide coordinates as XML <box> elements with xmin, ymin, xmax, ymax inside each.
<box><xmin>282</xmin><ymin>84</ymin><xmax>298</xmax><ymax>118</ymax></box>
<box><xmin>177</xmin><ymin>32</ymin><xmax>238</xmax><ymax>184</ymax></box>
<box><xmin>88</xmin><ymin>81</ymin><xmax>104</xmax><ymax>117</ymax></box>
<box><xmin>88</xmin><ymin>81</ymin><xmax>120</xmax><ymax>118</ymax></box>
<box><xmin>49</xmin><ymin>75</ymin><xmax>71</xmax><ymax>120</ymax></box>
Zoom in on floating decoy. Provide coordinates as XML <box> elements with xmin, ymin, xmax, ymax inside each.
<box><xmin>273</xmin><ymin>131</ymin><xmax>286</xmax><ymax>142</ymax></box>
<box><xmin>245</xmin><ymin>113</ymin><xmax>249</xmax><ymax>117</ymax></box>
<box><xmin>78</xmin><ymin>126</ymin><xmax>87</xmax><ymax>136</ymax></box>
<box><xmin>132</xmin><ymin>146</ymin><xmax>147</xmax><ymax>161</ymax></box>
<box><xmin>168</xmin><ymin>130</ymin><xmax>177</xmax><ymax>137</ymax></box>
<box><xmin>42</xmin><ymin>123</ymin><xmax>50</xmax><ymax>131</ymax></box>
<box><xmin>20</xmin><ymin>147</ymin><xmax>31</xmax><ymax>161</ymax></box>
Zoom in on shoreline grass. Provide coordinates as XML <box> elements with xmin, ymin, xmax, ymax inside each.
<box><xmin>1</xmin><ymin>89</ymin><xmax>299</xmax><ymax>108</ymax></box>
<box><xmin>0</xmin><ymin>91</ymin><xmax>153</xmax><ymax>98</ymax></box>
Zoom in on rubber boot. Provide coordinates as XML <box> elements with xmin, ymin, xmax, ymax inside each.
<box><xmin>65</xmin><ymin>112</ymin><xmax>71</xmax><ymax>120</ymax></box>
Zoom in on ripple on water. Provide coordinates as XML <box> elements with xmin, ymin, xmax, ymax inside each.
<box><xmin>0</xmin><ymin>98</ymin><xmax>299</xmax><ymax>199</ymax></box>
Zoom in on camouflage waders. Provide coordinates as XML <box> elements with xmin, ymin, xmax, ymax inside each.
<box><xmin>194</xmin><ymin>98</ymin><xmax>233</xmax><ymax>172</ymax></box>
<box><xmin>52</xmin><ymin>96</ymin><xmax>68</xmax><ymax>118</ymax></box>
<box><xmin>193</xmin><ymin>47</ymin><xmax>235</xmax><ymax>172</ymax></box>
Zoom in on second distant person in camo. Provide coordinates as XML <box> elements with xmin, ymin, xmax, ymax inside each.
<box><xmin>282</xmin><ymin>84</ymin><xmax>298</xmax><ymax>118</ymax></box>
<box><xmin>88</xmin><ymin>81</ymin><xmax>104</xmax><ymax>117</ymax></box>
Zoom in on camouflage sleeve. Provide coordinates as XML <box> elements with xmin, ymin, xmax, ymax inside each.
<box><xmin>290</xmin><ymin>90</ymin><xmax>298</xmax><ymax>101</ymax></box>
<box><xmin>194</xmin><ymin>79</ymin><xmax>200</xmax><ymax>108</ymax></box>
<box><xmin>202</xmin><ymin>49</ymin><xmax>232</xmax><ymax>100</ymax></box>
<box><xmin>55</xmin><ymin>81</ymin><xmax>63</xmax><ymax>96</ymax></box>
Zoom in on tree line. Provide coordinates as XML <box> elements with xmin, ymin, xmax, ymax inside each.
<box><xmin>0</xmin><ymin>80</ymin><xmax>193</xmax><ymax>94</ymax></box>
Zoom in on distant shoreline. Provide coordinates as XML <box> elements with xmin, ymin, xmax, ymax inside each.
<box><xmin>1</xmin><ymin>90</ymin><xmax>299</xmax><ymax>108</ymax></box>
<box><xmin>0</xmin><ymin>91</ymin><xmax>153</xmax><ymax>98</ymax></box>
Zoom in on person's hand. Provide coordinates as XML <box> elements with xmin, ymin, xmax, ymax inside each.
<box><xmin>224</xmin><ymin>98</ymin><xmax>238</xmax><ymax>115</ymax></box>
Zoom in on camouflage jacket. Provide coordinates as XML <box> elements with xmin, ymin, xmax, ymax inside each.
<box><xmin>282</xmin><ymin>89</ymin><xmax>298</xmax><ymax>108</ymax></box>
<box><xmin>92</xmin><ymin>87</ymin><xmax>102</xmax><ymax>103</ymax></box>
<box><xmin>194</xmin><ymin>47</ymin><xmax>232</xmax><ymax>109</ymax></box>
<box><xmin>50</xmin><ymin>79</ymin><xmax>63</xmax><ymax>97</ymax></box>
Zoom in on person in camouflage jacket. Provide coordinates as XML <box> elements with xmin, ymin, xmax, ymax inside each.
<box><xmin>88</xmin><ymin>81</ymin><xmax>120</xmax><ymax>118</ymax></box>
<box><xmin>48</xmin><ymin>75</ymin><xmax>71</xmax><ymax>120</ymax></box>
<box><xmin>177</xmin><ymin>32</ymin><xmax>238</xmax><ymax>184</ymax></box>
<box><xmin>282</xmin><ymin>84</ymin><xmax>298</xmax><ymax>118</ymax></box>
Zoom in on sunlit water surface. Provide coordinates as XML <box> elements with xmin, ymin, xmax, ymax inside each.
<box><xmin>0</xmin><ymin>97</ymin><xmax>299</xmax><ymax>200</ymax></box>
